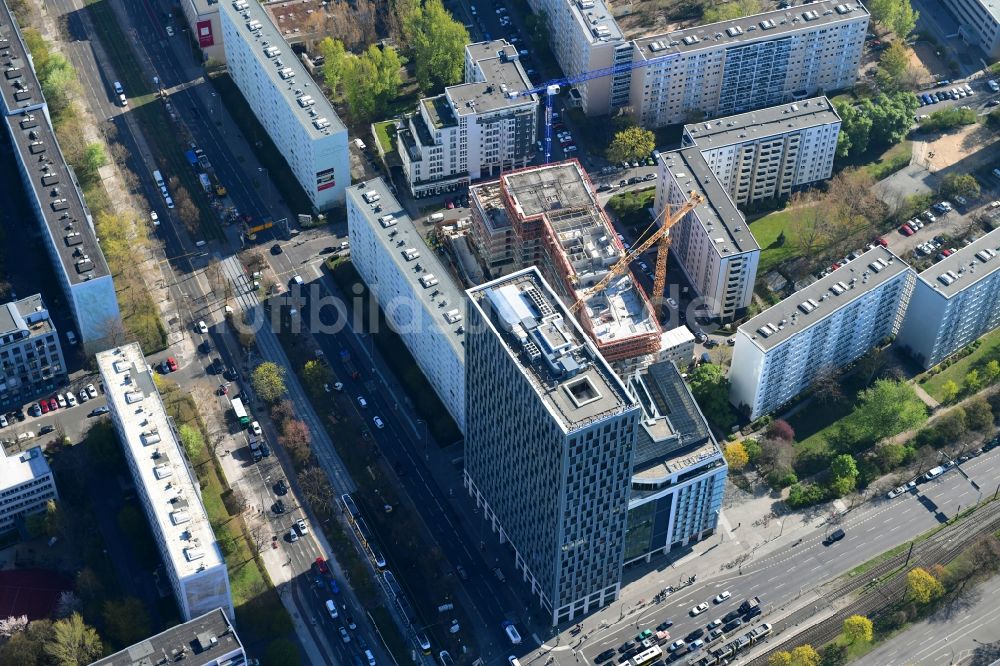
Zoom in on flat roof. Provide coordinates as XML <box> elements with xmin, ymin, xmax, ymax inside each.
<box><xmin>915</xmin><ymin>226</ymin><xmax>1000</xmax><ymax>298</ymax></box>
<box><xmin>0</xmin><ymin>446</ymin><xmax>52</xmax><ymax>491</ymax></box>
<box><xmin>0</xmin><ymin>293</ymin><xmax>55</xmax><ymax>340</ymax></box>
<box><xmin>467</xmin><ymin>268</ymin><xmax>637</xmax><ymax>431</ymax></box>
<box><xmin>470</xmin><ymin>181</ymin><xmax>512</xmax><ymax>233</ymax></box>
<box><xmin>465</xmin><ymin>39</ymin><xmax>517</xmax><ymax>63</ymax></box>
<box><xmin>449</xmin><ymin>55</ymin><xmax>535</xmax><ymax>116</ymax></box>
<box><xmin>570</xmin><ymin>0</ymin><xmax>625</xmax><ymax>45</ymax></box>
<box><xmin>347</xmin><ymin>179</ymin><xmax>466</xmax><ymax>358</ymax></box>
<box><xmin>660</xmin><ymin>148</ymin><xmax>758</xmax><ymax>256</ymax></box>
<box><xmin>0</xmin><ymin>3</ymin><xmax>43</xmax><ymax>114</ymax></box>
<box><xmin>4</xmin><ymin>113</ymin><xmax>111</xmax><ymax>281</ymax></box>
<box><xmin>97</xmin><ymin>344</ymin><xmax>225</xmax><ymax>581</ymax></box>
<box><xmin>501</xmin><ymin>162</ymin><xmax>659</xmax><ymax>345</ymax></box>
<box><xmin>634</xmin><ymin>0</ymin><xmax>869</xmax><ymax>59</ymax></box>
<box><xmin>660</xmin><ymin>324</ymin><xmax>695</xmax><ymax>349</ymax></box>
<box><xmin>683</xmin><ymin>97</ymin><xmax>840</xmax><ymax>149</ymax></box>
<box><xmin>739</xmin><ymin>246</ymin><xmax>911</xmax><ymax>352</ymax></box>
<box><xmin>222</xmin><ymin>0</ymin><xmax>345</xmax><ymax>137</ymax></box>
<box><xmin>422</xmin><ymin>94</ymin><xmax>456</xmax><ymax>130</ymax></box>
<box><xmin>92</xmin><ymin>608</ymin><xmax>244</xmax><ymax>666</ymax></box>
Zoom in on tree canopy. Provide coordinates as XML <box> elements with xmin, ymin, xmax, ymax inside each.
<box><xmin>724</xmin><ymin>441</ymin><xmax>749</xmax><ymax>471</ymax></box>
<box><xmin>842</xmin><ymin>614</ymin><xmax>874</xmax><ymax>643</ymax></box>
<box><xmin>834</xmin><ymin>92</ymin><xmax>918</xmax><ymax>159</ymax></box>
<box><xmin>869</xmin><ymin>0</ymin><xmax>919</xmax><ymax>38</ymax></box>
<box><xmin>688</xmin><ymin>364</ymin><xmax>732</xmax><ymax>424</ymax></box>
<box><xmin>608</xmin><ymin>126</ymin><xmax>656</xmax><ymax>164</ymax></box>
<box><xmin>407</xmin><ymin>0</ymin><xmax>470</xmax><ymax>91</ymax></box>
<box><xmin>906</xmin><ymin>567</ymin><xmax>944</xmax><ymax>604</ymax></box>
<box><xmin>251</xmin><ymin>362</ymin><xmax>287</xmax><ymax>404</ymax></box>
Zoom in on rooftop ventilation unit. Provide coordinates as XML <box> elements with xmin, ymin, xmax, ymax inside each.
<box><xmin>312</xmin><ymin>118</ymin><xmax>330</xmax><ymax>130</ymax></box>
<box><xmin>444</xmin><ymin>309</ymin><xmax>463</xmax><ymax>324</ymax></box>
<box><xmin>682</xmin><ymin>35</ymin><xmax>700</xmax><ymax>45</ymax></box>
<box><xmin>233</xmin><ymin>0</ymin><xmax>249</xmax><ymax>9</ymax></box>
<box><xmin>726</xmin><ymin>26</ymin><xmax>744</xmax><ymax>37</ymax></box>
<box><xmin>279</xmin><ymin>67</ymin><xmax>294</xmax><ymax>79</ymax></box>
<box><xmin>868</xmin><ymin>257</ymin><xmax>888</xmax><ymax>273</ymax></box>
<box><xmin>264</xmin><ymin>46</ymin><xmax>281</xmax><ymax>58</ymax></box>
<box><xmin>756</xmin><ymin>323</ymin><xmax>777</xmax><ymax>338</ymax></box>
<box><xmin>419</xmin><ymin>274</ymin><xmax>439</xmax><ymax>288</ymax></box>
<box><xmin>247</xmin><ymin>19</ymin><xmax>262</xmax><ymax>32</ymax></box>
<box><xmin>296</xmin><ymin>95</ymin><xmax>314</xmax><ymax>107</ymax></box>
<box><xmin>759</xmin><ymin>19</ymin><xmax>776</xmax><ymax>29</ymax></box>
<box><xmin>975</xmin><ymin>248</ymin><xmax>996</xmax><ymax>263</ymax></box>
<box><xmin>802</xmin><ymin>10</ymin><xmax>819</xmax><ymax>20</ymax></box>
<box><xmin>797</xmin><ymin>298</ymin><xmax>819</xmax><ymax>314</ymax></box>
<box><xmin>648</xmin><ymin>40</ymin><xmax>667</xmax><ymax>52</ymax></box>
<box><xmin>830</xmin><ymin>282</ymin><xmax>846</xmax><ymax>295</ymax></box>
<box><xmin>378</xmin><ymin>214</ymin><xmax>396</xmax><ymax>228</ymax></box>
<box><xmin>938</xmin><ymin>271</ymin><xmax>957</xmax><ymax>286</ymax></box>
<box><xmin>834</xmin><ymin>3</ymin><xmax>851</xmax><ymax>13</ymax></box>
<box><xmin>402</xmin><ymin>248</ymin><xmax>421</xmax><ymax>261</ymax></box>
<box><xmin>577</xmin><ymin>0</ymin><xmax>595</xmax><ymax>8</ymax></box>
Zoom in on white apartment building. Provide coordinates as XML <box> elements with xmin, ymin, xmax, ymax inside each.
<box><xmin>347</xmin><ymin>179</ymin><xmax>467</xmax><ymax>432</ymax></box>
<box><xmin>0</xmin><ymin>446</ymin><xmax>57</xmax><ymax>534</ymax></box>
<box><xmin>97</xmin><ymin>344</ymin><xmax>234</xmax><ymax>622</ymax></box>
<box><xmin>940</xmin><ymin>0</ymin><xmax>1000</xmax><ymax>60</ymax></box>
<box><xmin>655</xmin><ymin>148</ymin><xmax>760</xmax><ymax>321</ymax></box>
<box><xmin>529</xmin><ymin>0</ymin><xmax>866</xmax><ymax>127</ymax></box>
<box><xmin>730</xmin><ymin>247</ymin><xmax>914</xmax><ymax>419</ymax></box>
<box><xmin>623</xmin><ymin>360</ymin><xmax>726</xmax><ymax>565</ymax></box>
<box><xmin>681</xmin><ymin>97</ymin><xmax>841</xmax><ymax>206</ymax></box>
<box><xmin>398</xmin><ymin>41</ymin><xmax>537</xmax><ymax>198</ymax></box>
<box><xmin>0</xmin><ymin>294</ymin><xmax>67</xmax><ymax>411</ymax></box>
<box><xmin>221</xmin><ymin>0</ymin><xmax>349</xmax><ymax>210</ymax></box>
<box><xmin>1</xmin><ymin>4</ymin><xmax>121</xmax><ymax>348</ymax></box>
<box><xmin>897</xmin><ymin>228</ymin><xmax>1000</xmax><ymax>369</ymax></box>
<box><xmin>92</xmin><ymin>608</ymin><xmax>245</xmax><ymax>666</ymax></box>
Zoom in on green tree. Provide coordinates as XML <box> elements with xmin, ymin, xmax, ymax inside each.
<box><xmin>965</xmin><ymin>369</ymin><xmax>984</xmax><ymax>393</ymax></box>
<box><xmin>768</xmin><ymin>645</ymin><xmax>819</xmax><ymax>666</ymax></box>
<box><xmin>819</xmin><ymin>643</ymin><xmax>848</xmax><ymax>666</ymax></box>
<box><xmin>983</xmin><ymin>359</ymin><xmax>1000</xmax><ymax>385</ymax></box>
<box><xmin>964</xmin><ymin>397</ymin><xmax>993</xmax><ymax>432</ymax></box>
<box><xmin>923</xmin><ymin>107</ymin><xmax>978</xmax><ymax>130</ymax></box>
<box><xmin>831</xmin><ymin>454</ymin><xmax>859</xmax><ymax>480</ymax></box>
<box><xmin>940</xmin><ymin>379</ymin><xmax>960</xmax><ymax>404</ymax></box>
<box><xmin>317</xmin><ymin>37</ymin><xmax>348</xmax><ymax>95</ymax></box>
<box><xmin>874</xmin><ymin>442</ymin><xmax>907</xmax><ymax>471</ymax></box>
<box><xmin>769</xmin><ymin>653</ymin><xmax>793</xmax><ymax>666</ymax></box>
<box><xmin>866</xmin><ymin>92</ymin><xmax>919</xmax><ymax>147</ymax></box>
<box><xmin>703</xmin><ymin>0</ymin><xmax>762</xmax><ymax>22</ymax></box>
<box><xmin>906</xmin><ymin>567</ymin><xmax>944</xmax><ymax>604</ymax></box>
<box><xmin>724</xmin><ymin>441</ymin><xmax>749</xmax><ymax>471</ymax></box>
<box><xmin>744</xmin><ymin>438</ymin><xmax>762</xmax><ymax>462</ymax></box>
<box><xmin>869</xmin><ymin>0</ymin><xmax>919</xmax><ymax>37</ymax></box>
<box><xmin>302</xmin><ymin>359</ymin><xmax>333</xmax><ymax>395</ymax></box>
<box><xmin>178</xmin><ymin>423</ymin><xmax>205</xmax><ymax>462</ymax></box>
<box><xmin>843</xmin><ymin>614</ymin><xmax>874</xmax><ymax>643</ymax></box>
<box><xmin>607</xmin><ymin>126</ymin><xmax>656</xmax><ymax>164</ymax></box>
<box><xmin>408</xmin><ymin>0</ymin><xmax>470</xmax><ymax>91</ymax></box>
<box><xmin>102</xmin><ymin>598</ymin><xmax>149</xmax><ymax>647</ymax></box>
<box><xmin>834</xmin><ymin>100</ymin><xmax>872</xmax><ymax>158</ymax></box>
<box><xmin>851</xmin><ymin>379</ymin><xmax>927</xmax><ymax>445</ymax></box>
<box><xmin>344</xmin><ymin>45</ymin><xmax>403</xmax><ymax>122</ymax></box>
<box><xmin>44</xmin><ymin>613</ymin><xmax>103</xmax><ymax>666</ymax></box>
<box><xmin>688</xmin><ymin>364</ymin><xmax>732</xmax><ymax>423</ymax></box>
<box><xmin>252</xmin><ymin>362</ymin><xmax>287</xmax><ymax>404</ymax></box>
<box><xmin>876</xmin><ymin>40</ymin><xmax>909</xmax><ymax>90</ymax></box>
<box><xmin>940</xmin><ymin>173</ymin><xmax>981</xmax><ymax>200</ymax></box>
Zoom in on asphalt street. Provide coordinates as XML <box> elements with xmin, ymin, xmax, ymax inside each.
<box><xmin>558</xmin><ymin>449</ymin><xmax>1000</xmax><ymax>666</ymax></box>
<box><xmin>855</xmin><ymin>573</ymin><xmax>1000</xmax><ymax>666</ymax></box>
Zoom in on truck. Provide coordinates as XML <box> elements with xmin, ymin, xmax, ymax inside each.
<box><xmin>199</xmin><ymin>173</ymin><xmax>212</xmax><ymax>194</ymax></box>
<box><xmin>231</xmin><ymin>397</ymin><xmax>251</xmax><ymax>426</ymax></box>
<box><xmin>340</xmin><ymin>348</ymin><xmax>360</xmax><ymax>380</ymax></box>
<box><xmin>210</xmin><ymin>173</ymin><xmax>227</xmax><ymax>197</ymax></box>
<box><xmin>738</xmin><ymin>596</ymin><xmax>761</xmax><ymax>618</ymax></box>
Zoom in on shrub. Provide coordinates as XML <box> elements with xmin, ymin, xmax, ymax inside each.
<box><xmin>786</xmin><ymin>482</ymin><xmax>826</xmax><ymax>508</ymax></box>
<box><xmin>767</xmin><ymin>419</ymin><xmax>796</xmax><ymax>441</ymax></box>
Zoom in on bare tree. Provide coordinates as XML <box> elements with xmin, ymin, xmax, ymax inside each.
<box><xmin>811</xmin><ymin>366</ymin><xmax>845</xmax><ymax>405</ymax></box>
<box><xmin>298</xmin><ymin>466</ymin><xmax>335</xmax><ymax>518</ymax></box>
<box><xmin>248</xmin><ymin>522</ymin><xmax>268</xmax><ymax>553</ymax></box>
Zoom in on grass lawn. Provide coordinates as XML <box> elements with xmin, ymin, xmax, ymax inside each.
<box><xmin>748</xmin><ymin>204</ymin><xmax>817</xmax><ymax>274</ymax></box>
<box><xmin>606</xmin><ymin>188</ymin><xmax>656</xmax><ymax>233</ymax></box>
<box><xmin>373</xmin><ymin>120</ymin><xmax>398</xmax><ymax>156</ymax></box>
<box><xmin>920</xmin><ymin>327</ymin><xmax>1000</xmax><ymax>400</ymax></box>
<box><xmin>864</xmin><ymin>140</ymin><xmax>913</xmax><ymax>181</ymax></box>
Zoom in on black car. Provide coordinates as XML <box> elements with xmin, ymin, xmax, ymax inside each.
<box><xmin>823</xmin><ymin>528</ymin><xmax>846</xmax><ymax>546</ymax></box>
<box><xmin>271</xmin><ymin>243</ymin><xmax>283</xmax><ymax>255</ymax></box>
<box><xmin>272</xmin><ymin>500</ymin><xmax>286</xmax><ymax>514</ymax></box>
<box><xmin>596</xmin><ymin>650</ymin><xmax>616</xmax><ymax>663</ymax></box>
<box><xmin>261</xmin><ymin>441</ymin><xmax>271</xmax><ymax>457</ymax></box>
<box><xmin>210</xmin><ymin>358</ymin><xmax>224</xmax><ymax>374</ymax></box>
<box><xmin>223</xmin><ymin>367</ymin><xmax>239</xmax><ymax>381</ymax></box>
<box><xmin>656</xmin><ymin>620</ymin><xmax>673</xmax><ymax>631</ymax></box>
<box><xmin>199</xmin><ymin>340</ymin><xmax>212</xmax><ymax>354</ymax></box>
<box><xmin>722</xmin><ymin>619</ymin><xmax>742</xmax><ymax>633</ymax></box>
<box><xmin>618</xmin><ymin>641</ymin><xmax>636</xmax><ymax>654</ymax></box>
<box><xmin>685</xmin><ymin>628</ymin><xmax>704</xmax><ymax>642</ymax></box>
<box><xmin>39</xmin><ymin>425</ymin><xmax>55</xmax><ymax>435</ymax></box>
<box><xmin>456</xmin><ymin>565</ymin><xmax>469</xmax><ymax>581</ymax></box>
<box><xmin>274</xmin><ymin>479</ymin><xmax>288</xmax><ymax>495</ymax></box>
<box><xmin>723</xmin><ymin>609</ymin><xmax>741</xmax><ymax>623</ymax></box>
<box><xmin>743</xmin><ymin>606</ymin><xmax>761</xmax><ymax>620</ymax></box>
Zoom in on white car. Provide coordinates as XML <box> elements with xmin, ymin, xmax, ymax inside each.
<box><xmin>118</xmin><ymin>93</ymin><xmax>128</xmax><ymax>107</ymax></box>
<box><xmin>358</xmin><ymin>396</ymin><xmax>367</xmax><ymax>408</ymax></box>
<box><xmin>86</xmin><ymin>383</ymin><xmax>98</xmax><ymax>399</ymax></box>
<box><xmin>707</xmin><ymin>618</ymin><xmax>722</xmax><ymax>630</ymax></box>
<box><xmin>165</xmin><ymin>25</ymin><xmax>174</xmax><ymax>36</ymax></box>
<box><xmin>197</xmin><ymin>320</ymin><xmax>208</xmax><ymax>334</ymax></box>
<box><xmin>373</xmin><ymin>416</ymin><xmax>385</xmax><ymax>429</ymax></box>
<box><xmin>251</xmin><ymin>421</ymin><xmax>262</xmax><ymax>436</ymax></box>
<box><xmin>669</xmin><ymin>639</ymin><xmax>686</xmax><ymax>652</ymax></box>
<box><xmin>339</xmin><ymin>626</ymin><xmax>351</xmax><ymax>643</ymax></box>
<box><xmin>56</xmin><ymin>394</ymin><xmax>67</xmax><ymax>408</ymax></box>
<box><xmin>165</xmin><ymin>196</ymin><xmax>174</xmax><ymax>209</ymax></box>
<box><xmin>66</xmin><ymin>391</ymin><xmax>78</xmax><ymax>407</ymax></box>
<box><xmin>150</xmin><ymin>211</ymin><xmax>159</xmax><ymax>226</ymax></box>
<box><xmin>296</xmin><ymin>518</ymin><xmax>308</xmax><ymax>534</ymax></box>
<box><xmin>0</xmin><ymin>415</ymin><xmax>7</xmax><ymax>428</ymax></box>
<box><xmin>17</xmin><ymin>431</ymin><xmax>35</xmax><ymax>442</ymax></box>
<box><xmin>689</xmin><ymin>639</ymin><xmax>704</xmax><ymax>651</ymax></box>
<box><xmin>690</xmin><ymin>602</ymin><xmax>709</xmax><ymax>616</ymax></box>
<box><xmin>713</xmin><ymin>591</ymin><xmax>731</xmax><ymax>604</ymax></box>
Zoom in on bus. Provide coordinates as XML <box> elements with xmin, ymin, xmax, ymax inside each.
<box><xmin>631</xmin><ymin>645</ymin><xmax>662</xmax><ymax>666</ymax></box>
<box><xmin>231</xmin><ymin>397</ymin><xmax>250</xmax><ymax>426</ymax></box>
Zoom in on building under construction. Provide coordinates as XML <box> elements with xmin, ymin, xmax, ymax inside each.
<box><xmin>470</xmin><ymin>160</ymin><xmax>662</xmax><ymax>364</ymax></box>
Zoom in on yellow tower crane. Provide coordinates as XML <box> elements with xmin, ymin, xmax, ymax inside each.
<box><xmin>571</xmin><ymin>190</ymin><xmax>705</xmax><ymax>316</ymax></box>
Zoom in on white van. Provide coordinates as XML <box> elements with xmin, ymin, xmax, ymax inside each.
<box><xmin>353</xmin><ymin>138</ymin><xmax>366</xmax><ymax>150</ymax></box>
<box><xmin>153</xmin><ymin>170</ymin><xmax>165</xmax><ymax>187</ymax></box>
<box><xmin>923</xmin><ymin>465</ymin><xmax>945</xmax><ymax>481</ymax></box>
<box><xmin>325</xmin><ymin>599</ymin><xmax>338</xmax><ymax>619</ymax></box>
<box><xmin>502</xmin><ymin>621</ymin><xmax>521</xmax><ymax>645</ymax></box>
<box><xmin>429</xmin><ymin>212</ymin><xmax>445</xmax><ymax>222</ymax></box>
<box><xmin>365</xmin><ymin>649</ymin><xmax>376</xmax><ymax>666</ymax></box>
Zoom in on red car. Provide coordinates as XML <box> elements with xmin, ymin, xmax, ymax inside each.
<box><xmin>48</xmin><ymin>398</ymin><xmax>58</xmax><ymax>411</ymax></box>
<box><xmin>40</xmin><ymin>400</ymin><xmax>50</xmax><ymax>414</ymax></box>
<box><xmin>943</xmin><ymin>248</ymin><xmax>954</xmax><ymax>256</ymax></box>
<box><xmin>445</xmin><ymin>199</ymin><xmax>455</xmax><ymax>209</ymax></box>
<box><xmin>877</xmin><ymin>237</ymin><xmax>888</xmax><ymax>247</ymax></box>
<box><xmin>166</xmin><ymin>357</ymin><xmax>178</xmax><ymax>372</ymax></box>
<box><xmin>899</xmin><ymin>224</ymin><xmax>914</xmax><ymax>236</ymax></box>
<box><xmin>314</xmin><ymin>557</ymin><xmax>329</xmax><ymax>575</ymax></box>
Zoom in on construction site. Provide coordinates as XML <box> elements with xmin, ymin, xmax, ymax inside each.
<box><xmin>466</xmin><ymin>160</ymin><xmax>666</xmax><ymax>366</ymax></box>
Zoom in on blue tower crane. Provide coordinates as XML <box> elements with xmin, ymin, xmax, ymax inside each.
<box><xmin>508</xmin><ymin>51</ymin><xmax>678</xmax><ymax>163</ymax></box>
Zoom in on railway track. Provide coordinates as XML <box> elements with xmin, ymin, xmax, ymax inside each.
<box><xmin>741</xmin><ymin>500</ymin><xmax>1000</xmax><ymax>665</ymax></box>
